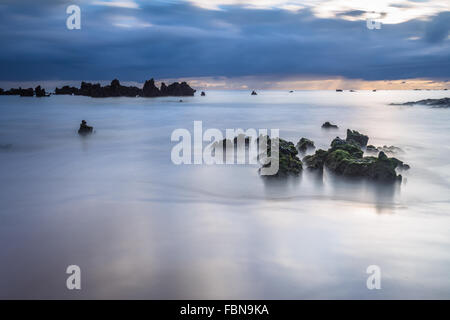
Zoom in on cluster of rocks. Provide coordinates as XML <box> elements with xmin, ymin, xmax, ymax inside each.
<box><xmin>55</xmin><ymin>78</ymin><xmax>196</xmax><ymax>98</ymax></box>
<box><xmin>0</xmin><ymin>86</ymin><xmax>49</xmax><ymax>97</ymax></box>
<box><xmin>391</xmin><ymin>98</ymin><xmax>450</xmax><ymax>108</ymax></box>
<box><xmin>259</xmin><ymin>128</ymin><xmax>409</xmax><ymax>182</ymax></box>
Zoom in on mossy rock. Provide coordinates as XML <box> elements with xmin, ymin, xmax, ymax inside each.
<box><xmin>303</xmin><ymin>149</ymin><xmax>328</xmax><ymax>170</ymax></box>
<box><xmin>296</xmin><ymin>137</ymin><xmax>315</xmax><ymax>152</ymax></box>
<box><xmin>260</xmin><ymin>138</ymin><xmax>303</xmax><ymax>178</ymax></box>
<box><xmin>346</xmin><ymin>129</ymin><xmax>369</xmax><ymax>147</ymax></box>
<box><xmin>330</xmin><ymin>137</ymin><xmax>363</xmax><ymax>158</ymax></box>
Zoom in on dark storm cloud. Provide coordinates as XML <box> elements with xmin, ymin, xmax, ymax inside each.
<box><xmin>0</xmin><ymin>0</ymin><xmax>448</xmax><ymax>81</ymax></box>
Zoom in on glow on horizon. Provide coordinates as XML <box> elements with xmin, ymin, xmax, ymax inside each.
<box><xmin>1</xmin><ymin>77</ymin><xmax>448</xmax><ymax>91</ymax></box>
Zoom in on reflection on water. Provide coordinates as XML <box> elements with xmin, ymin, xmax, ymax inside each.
<box><xmin>0</xmin><ymin>90</ymin><xmax>449</xmax><ymax>299</ymax></box>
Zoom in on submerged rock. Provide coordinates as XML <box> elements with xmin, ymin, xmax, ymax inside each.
<box><xmin>366</xmin><ymin>145</ymin><xmax>404</xmax><ymax>155</ymax></box>
<box><xmin>322</xmin><ymin>121</ymin><xmax>338</xmax><ymax>129</ymax></box>
<box><xmin>296</xmin><ymin>138</ymin><xmax>315</xmax><ymax>152</ymax></box>
<box><xmin>391</xmin><ymin>98</ymin><xmax>450</xmax><ymax>108</ymax></box>
<box><xmin>0</xmin><ymin>144</ymin><xmax>13</xmax><ymax>151</ymax></box>
<box><xmin>346</xmin><ymin>129</ymin><xmax>369</xmax><ymax>147</ymax></box>
<box><xmin>78</xmin><ymin>120</ymin><xmax>93</xmax><ymax>136</ymax></box>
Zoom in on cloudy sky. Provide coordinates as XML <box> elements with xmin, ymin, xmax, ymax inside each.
<box><xmin>0</xmin><ymin>0</ymin><xmax>449</xmax><ymax>89</ymax></box>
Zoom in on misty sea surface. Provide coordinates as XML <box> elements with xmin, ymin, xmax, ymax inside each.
<box><xmin>0</xmin><ymin>90</ymin><xmax>449</xmax><ymax>299</ymax></box>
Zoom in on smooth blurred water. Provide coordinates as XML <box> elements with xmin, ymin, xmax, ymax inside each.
<box><xmin>0</xmin><ymin>90</ymin><xmax>449</xmax><ymax>299</ymax></box>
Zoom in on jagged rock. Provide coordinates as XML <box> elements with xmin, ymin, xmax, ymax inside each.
<box><xmin>251</xmin><ymin>90</ymin><xmax>257</xmax><ymax>95</ymax></box>
<box><xmin>142</xmin><ymin>78</ymin><xmax>160</xmax><ymax>97</ymax></box>
<box><xmin>55</xmin><ymin>78</ymin><xmax>196</xmax><ymax>98</ymax></box>
<box><xmin>78</xmin><ymin>120</ymin><xmax>93</xmax><ymax>136</ymax></box>
<box><xmin>296</xmin><ymin>138</ymin><xmax>315</xmax><ymax>152</ymax></box>
<box><xmin>260</xmin><ymin>138</ymin><xmax>303</xmax><ymax>178</ymax></box>
<box><xmin>391</xmin><ymin>98</ymin><xmax>450</xmax><ymax>108</ymax></box>
<box><xmin>201</xmin><ymin>91</ymin><xmax>206</xmax><ymax>96</ymax></box>
<box><xmin>346</xmin><ymin>129</ymin><xmax>369</xmax><ymax>147</ymax></box>
<box><xmin>19</xmin><ymin>88</ymin><xmax>34</xmax><ymax>97</ymax></box>
<box><xmin>35</xmin><ymin>86</ymin><xmax>47</xmax><ymax>97</ymax></box>
<box><xmin>55</xmin><ymin>85</ymin><xmax>79</xmax><ymax>95</ymax></box>
<box><xmin>0</xmin><ymin>88</ymin><xmax>33</xmax><ymax>96</ymax></box>
<box><xmin>165</xmin><ymin>82</ymin><xmax>196</xmax><ymax>96</ymax></box>
<box><xmin>322</xmin><ymin>121</ymin><xmax>338</xmax><ymax>129</ymax></box>
<box><xmin>330</xmin><ymin>137</ymin><xmax>363</xmax><ymax>158</ymax></box>
<box><xmin>303</xmin><ymin>149</ymin><xmax>328</xmax><ymax>170</ymax></box>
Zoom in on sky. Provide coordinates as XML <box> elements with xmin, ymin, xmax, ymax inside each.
<box><xmin>0</xmin><ymin>0</ymin><xmax>449</xmax><ymax>89</ymax></box>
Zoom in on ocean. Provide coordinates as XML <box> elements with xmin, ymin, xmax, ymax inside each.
<box><xmin>0</xmin><ymin>90</ymin><xmax>449</xmax><ymax>299</ymax></box>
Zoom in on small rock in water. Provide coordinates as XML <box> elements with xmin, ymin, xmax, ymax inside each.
<box><xmin>322</xmin><ymin>121</ymin><xmax>338</xmax><ymax>129</ymax></box>
<box><xmin>201</xmin><ymin>91</ymin><xmax>206</xmax><ymax>96</ymax></box>
<box><xmin>251</xmin><ymin>90</ymin><xmax>257</xmax><ymax>95</ymax></box>
<box><xmin>78</xmin><ymin>120</ymin><xmax>93</xmax><ymax>136</ymax></box>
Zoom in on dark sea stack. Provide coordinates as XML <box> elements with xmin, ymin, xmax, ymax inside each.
<box><xmin>201</xmin><ymin>91</ymin><xmax>206</xmax><ymax>96</ymax></box>
<box><xmin>78</xmin><ymin>120</ymin><xmax>93</xmax><ymax>136</ymax></box>
<box><xmin>346</xmin><ymin>129</ymin><xmax>369</xmax><ymax>147</ymax></box>
<box><xmin>55</xmin><ymin>85</ymin><xmax>79</xmax><ymax>95</ymax></box>
<box><xmin>142</xmin><ymin>78</ymin><xmax>161</xmax><ymax>97</ymax></box>
<box><xmin>0</xmin><ymin>88</ymin><xmax>3</xmax><ymax>95</ymax></box>
<box><xmin>55</xmin><ymin>78</ymin><xmax>196</xmax><ymax>98</ymax></box>
<box><xmin>296</xmin><ymin>138</ymin><xmax>315</xmax><ymax>152</ymax></box>
<box><xmin>251</xmin><ymin>90</ymin><xmax>257</xmax><ymax>95</ymax></box>
<box><xmin>321</xmin><ymin>121</ymin><xmax>338</xmax><ymax>129</ymax></box>
<box><xmin>19</xmin><ymin>88</ymin><xmax>34</xmax><ymax>97</ymax></box>
<box><xmin>164</xmin><ymin>81</ymin><xmax>196</xmax><ymax>96</ymax></box>
<box><xmin>160</xmin><ymin>82</ymin><xmax>168</xmax><ymax>96</ymax></box>
<box><xmin>35</xmin><ymin>85</ymin><xmax>47</xmax><ymax>97</ymax></box>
